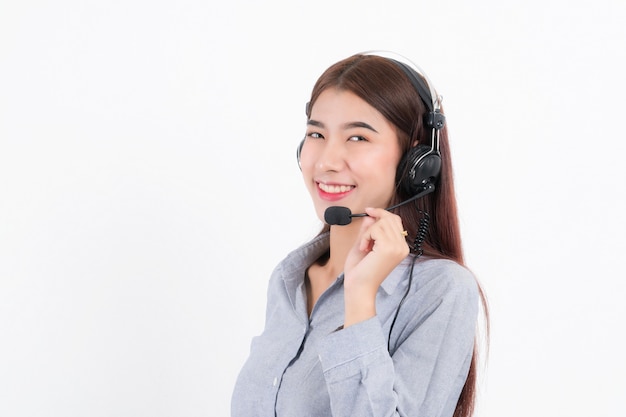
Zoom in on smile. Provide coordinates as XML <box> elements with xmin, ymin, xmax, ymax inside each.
<box><xmin>317</xmin><ymin>183</ymin><xmax>355</xmax><ymax>194</ymax></box>
<box><xmin>316</xmin><ymin>182</ymin><xmax>355</xmax><ymax>202</ymax></box>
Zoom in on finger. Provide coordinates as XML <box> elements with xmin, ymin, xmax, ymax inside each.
<box><xmin>363</xmin><ymin>207</ymin><xmax>388</xmax><ymax>219</ymax></box>
<box><xmin>364</xmin><ymin>207</ymin><xmax>406</xmax><ymax>238</ymax></box>
<box><xmin>357</xmin><ymin>215</ymin><xmax>376</xmax><ymax>252</ymax></box>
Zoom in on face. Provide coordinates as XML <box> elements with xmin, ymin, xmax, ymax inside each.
<box><xmin>299</xmin><ymin>88</ymin><xmax>403</xmax><ymax>222</ymax></box>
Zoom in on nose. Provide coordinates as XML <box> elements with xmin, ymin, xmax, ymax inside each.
<box><xmin>316</xmin><ymin>138</ymin><xmax>346</xmax><ymax>172</ymax></box>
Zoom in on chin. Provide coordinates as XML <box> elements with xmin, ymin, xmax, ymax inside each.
<box><xmin>315</xmin><ymin>207</ymin><xmax>328</xmax><ymax>223</ymax></box>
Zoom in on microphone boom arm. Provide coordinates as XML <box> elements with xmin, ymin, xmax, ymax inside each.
<box><xmin>385</xmin><ymin>182</ymin><xmax>435</xmax><ymax>212</ymax></box>
<box><xmin>351</xmin><ymin>182</ymin><xmax>435</xmax><ymax>218</ymax></box>
<box><xmin>325</xmin><ymin>182</ymin><xmax>436</xmax><ymax>225</ymax></box>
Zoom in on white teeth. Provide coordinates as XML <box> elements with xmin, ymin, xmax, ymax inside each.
<box><xmin>318</xmin><ymin>183</ymin><xmax>354</xmax><ymax>193</ymax></box>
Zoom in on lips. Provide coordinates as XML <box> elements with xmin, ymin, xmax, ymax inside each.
<box><xmin>316</xmin><ymin>181</ymin><xmax>355</xmax><ymax>201</ymax></box>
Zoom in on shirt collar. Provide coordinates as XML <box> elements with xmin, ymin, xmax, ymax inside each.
<box><xmin>280</xmin><ymin>232</ymin><xmax>331</xmax><ymax>311</ymax></box>
<box><xmin>280</xmin><ymin>231</ymin><xmax>413</xmax><ymax>300</ymax></box>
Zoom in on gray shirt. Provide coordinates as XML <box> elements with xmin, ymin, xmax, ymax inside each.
<box><xmin>231</xmin><ymin>232</ymin><xmax>478</xmax><ymax>417</ymax></box>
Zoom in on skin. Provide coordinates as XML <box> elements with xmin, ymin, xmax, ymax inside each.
<box><xmin>299</xmin><ymin>88</ymin><xmax>410</xmax><ymax>327</ymax></box>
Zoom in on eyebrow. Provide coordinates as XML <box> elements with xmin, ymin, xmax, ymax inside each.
<box><xmin>307</xmin><ymin>119</ymin><xmax>379</xmax><ymax>133</ymax></box>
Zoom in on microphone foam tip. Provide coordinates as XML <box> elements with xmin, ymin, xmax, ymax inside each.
<box><xmin>324</xmin><ymin>206</ymin><xmax>352</xmax><ymax>226</ymax></box>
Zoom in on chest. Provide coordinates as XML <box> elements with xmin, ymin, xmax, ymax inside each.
<box><xmin>305</xmin><ymin>264</ymin><xmax>339</xmax><ymax>316</ymax></box>
<box><xmin>232</xmin><ymin>278</ymin><xmax>345</xmax><ymax>416</ymax></box>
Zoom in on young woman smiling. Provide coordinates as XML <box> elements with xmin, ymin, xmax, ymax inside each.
<box><xmin>232</xmin><ymin>51</ymin><xmax>488</xmax><ymax>417</ymax></box>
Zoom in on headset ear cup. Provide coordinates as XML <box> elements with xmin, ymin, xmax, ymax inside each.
<box><xmin>296</xmin><ymin>139</ymin><xmax>305</xmax><ymax>170</ymax></box>
<box><xmin>397</xmin><ymin>145</ymin><xmax>441</xmax><ymax>195</ymax></box>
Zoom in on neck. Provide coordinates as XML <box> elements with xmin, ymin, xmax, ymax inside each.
<box><xmin>323</xmin><ymin>219</ymin><xmax>362</xmax><ymax>276</ymax></box>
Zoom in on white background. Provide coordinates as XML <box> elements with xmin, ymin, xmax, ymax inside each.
<box><xmin>1</xmin><ymin>0</ymin><xmax>625</xmax><ymax>416</ymax></box>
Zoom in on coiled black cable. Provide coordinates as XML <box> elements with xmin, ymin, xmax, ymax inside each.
<box><xmin>387</xmin><ymin>209</ymin><xmax>430</xmax><ymax>352</ymax></box>
<box><xmin>412</xmin><ymin>210</ymin><xmax>430</xmax><ymax>256</ymax></box>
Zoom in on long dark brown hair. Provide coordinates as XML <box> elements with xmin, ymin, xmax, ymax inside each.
<box><xmin>306</xmin><ymin>54</ymin><xmax>489</xmax><ymax>417</ymax></box>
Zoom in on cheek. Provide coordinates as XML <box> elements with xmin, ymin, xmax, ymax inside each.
<box><xmin>299</xmin><ymin>156</ymin><xmax>315</xmax><ymax>184</ymax></box>
<box><xmin>383</xmin><ymin>165</ymin><xmax>400</xmax><ymax>196</ymax></box>
<box><xmin>371</xmin><ymin>154</ymin><xmax>402</xmax><ymax>201</ymax></box>
<box><xmin>298</xmin><ymin>141</ymin><xmax>316</xmax><ymax>172</ymax></box>
<box><xmin>370</xmin><ymin>152</ymin><xmax>401</xmax><ymax>183</ymax></box>
<box><xmin>299</xmin><ymin>156</ymin><xmax>318</xmax><ymax>196</ymax></box>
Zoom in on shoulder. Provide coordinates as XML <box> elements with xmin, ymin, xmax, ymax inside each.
<box><xmin>409</xmin><ymin>258</ymin><xmax>479</xmax><ymax>311</ymax></box>
<box><xmin>385</xmin><ymin>257</ymin><xmax>479</xmax><ymax>355</ymax></box>
<box><xmin>415</xmin><ymin>258</ymin><xmax>476</xmax><ymax>287</ymax></box>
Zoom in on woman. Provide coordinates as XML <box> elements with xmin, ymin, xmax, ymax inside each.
<box><xmin>231</xmin><ymin>51</ymin><xmax>488</xmax><ymax>417</ymax></box>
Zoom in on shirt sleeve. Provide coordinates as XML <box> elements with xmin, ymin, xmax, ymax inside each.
<box><xmin>316</xmin><ymin>268</ymin><xmax>479</xmax><ymax>417</ymax></box>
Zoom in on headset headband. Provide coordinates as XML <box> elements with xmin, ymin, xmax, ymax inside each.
<box><xmin>361</xmin><ymin>50</ymin><xmax>445</xmax><ymax>154</ymax></box>
<box><xmin>362</xmin><ymin>51</ymin><xmax>443</xmax><ymax>114</ymax></box>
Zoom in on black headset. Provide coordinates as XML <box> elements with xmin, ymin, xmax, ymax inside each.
<box><xmin>296</xmin><ymin>51</ymin><xmax>445</xmax><ymax>197</ymax></box>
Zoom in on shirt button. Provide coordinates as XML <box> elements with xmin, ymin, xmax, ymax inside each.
<box><xmin>273</xmin><ymin>377</ymin><xmax>278</xmax><ymax>387</ymax></box>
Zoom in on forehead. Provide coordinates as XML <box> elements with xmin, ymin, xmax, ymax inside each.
<box><xmin>309</xmin><ymin>88</ymin><xmax>387</xmax><ymax>124</ymax></box>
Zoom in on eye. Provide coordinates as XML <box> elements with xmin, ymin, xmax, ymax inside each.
<box><xmin>348</xmin><ymin>135</ymin><xmax>367</xmax><ymax>142</ymax></box>
<box><xmin>307</xmin><ymin>131</ymin><xmax>324</xmax><ymax>139</ymax></box>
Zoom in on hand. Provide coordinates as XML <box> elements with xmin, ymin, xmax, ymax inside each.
<box><xmin>343</xmin><ymin>208</ymin><xmax>410</xmax><ymax>327</ymax></box>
